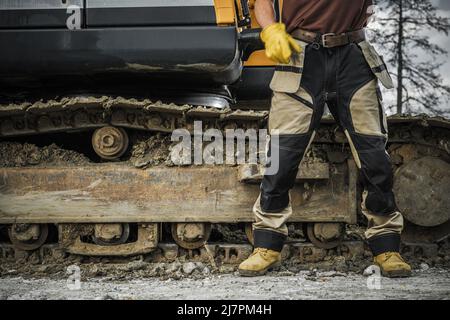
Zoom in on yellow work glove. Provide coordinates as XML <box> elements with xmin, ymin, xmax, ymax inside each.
<box><xmin>260</xmin><ymin>23</ymin><xmax>301</xmax><ymax>64</ymax></box>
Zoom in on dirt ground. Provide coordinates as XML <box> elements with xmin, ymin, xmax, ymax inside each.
<box><xmin>1</xmin><ymin>241</ymin><xmax>449</xmax><ymax>300</ymax></box>
<box><xmin>1</xmin><ymin>267</ymin><xmax>449</xmax><ymax>300</ymax></box>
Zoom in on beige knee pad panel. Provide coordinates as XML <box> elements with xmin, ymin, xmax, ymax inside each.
<box><xmin>349</xmin><ymin>79</ymin><xmax>387</xmax><ymax>137</ymax></box>
<box><xmin>269</xmin><ymin>88</ymin><xmax>314</xmax><ymax>135</ymax></box>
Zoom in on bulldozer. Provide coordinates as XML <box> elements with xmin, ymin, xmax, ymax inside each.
<box><xmin>0</xmin><ymin>0</ymin><xmax>448</xmax><ymax>261</ymax></box>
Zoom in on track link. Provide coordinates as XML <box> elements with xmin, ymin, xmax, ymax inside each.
<box><xmin>0</xmin><ymin>240</ymin><xmax>444</xmax><ymax>266</ymax></box>
<box><xmin>1</xmin><ymin>96</ymin><xmax>450</xmax><ymax>260</ymax></box>
<box><xmin>0</xmin><ymin>96</ymin><xmax>268</xmax><ymax>137</ymax></box>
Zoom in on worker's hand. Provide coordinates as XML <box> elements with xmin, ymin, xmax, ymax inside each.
<box><xmin>260</xmin><ymin>23</ymin><xmax>302</xmax><ymax>64</ymax></box>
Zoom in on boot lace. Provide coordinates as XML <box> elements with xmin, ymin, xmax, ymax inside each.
<box><xmin>383</xmin><ymin>252</ymin><xmax>405</xmax><ymax>263</ymax></box>
<box><xmin>252</xmin><ymin>248</ymin><xmax>270</xmax><ymax>259</ymax></box>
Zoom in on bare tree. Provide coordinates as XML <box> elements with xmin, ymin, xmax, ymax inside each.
<box><xmin>369</xmin><ymin>0</ymin><xmax>450</xmax><ymax>115</ymax></box>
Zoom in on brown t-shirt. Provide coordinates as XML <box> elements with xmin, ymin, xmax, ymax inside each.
<box><xmin>282</xmin><ymin>0</ymin><xmax>373</xmax><ymax>34</ymax></box>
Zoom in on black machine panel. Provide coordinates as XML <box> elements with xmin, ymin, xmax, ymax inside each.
<box><xmin>0</xmin><ymin>0</ymin><xmax>244</xmax><ymax>92</ymax></box>
<box><xmin>0</xmin><ymin>26</ymin><xmax>241</xmax><ymax>85</ymax></box>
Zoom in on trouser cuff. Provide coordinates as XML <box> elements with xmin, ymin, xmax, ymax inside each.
<box><xmin>254</xmin><ymin>229</ymin><xmax>286</xmax><ymax>252</ymax></box>
<box><xmin>260</xmin><ymin>193</ymin><xmax>290</xmax><ymax>213</ymax></box>
<box><xmin>367</xmin><ymin>233</ymin><xmax>401</xmax><ymax>256</ymax></box>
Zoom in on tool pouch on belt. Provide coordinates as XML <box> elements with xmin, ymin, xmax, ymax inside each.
<box><xmin>358</xmin><ymin>41</ymin><xmax>394</xmax><ymax>90</ymax></box>
<box><xmin>269</xmin><ymin>40</ymin><xmax>308</xmax><ymax>93</ymax></box>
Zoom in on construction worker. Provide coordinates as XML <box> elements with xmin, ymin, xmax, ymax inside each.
<box><xmin>239</xmin><ymin>0</ymin><xmax>412</xmax><ymax>278</ymax></box>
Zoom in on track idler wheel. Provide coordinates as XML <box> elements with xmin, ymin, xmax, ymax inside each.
<box><xmin>171</xmin><ymin>223</ymin><xmax>212</xmax><ymax>249</ymax></box>
<box><xmin>394</xmin><ymin>156</ymin><xmax>450</xmax><ymax>227</ymax></box>
<box><xmin>305</xmin><ymin>223</ymin><xmax>343</xmax><ymax>249</ymax></box>
<box><xmin>92</xmin><ymin>126</ymin><xmax>129</xmax><ymax>160</ymax></box>
<box><xmin>8</xmin><ymin>223</ymin><xmax>49</xmax><ymax>251</ymax></box>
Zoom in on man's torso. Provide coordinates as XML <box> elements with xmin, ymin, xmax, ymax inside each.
<box><xmin>282</xmin><ymin>0</ymin><xmax>373</xmax><ymax>34</ymax></box>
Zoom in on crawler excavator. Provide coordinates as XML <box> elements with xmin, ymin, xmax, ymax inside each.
<box><xmin>0</xmin><ymin>0</ymin><xmax>448</xmax><ymax>262</ymax></box>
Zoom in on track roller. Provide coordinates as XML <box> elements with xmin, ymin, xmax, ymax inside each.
<box><xmin>171</xmin><ymin>223</ymin><xmax>212</xmax><ymax>249</ymax></box>
<box><xmin>8</xmin><ymin>223</ymin><xmax>49</xmax><ymax>251</ymax></box>
<box><xmin>92</xmin><ymin>223</ymin><xmax>130</xmax><ymax>246</ymax></box>
<box><xmin>305</xmin><ymin>222</ymin><xmax>344</xmax><ymax>249</ymax></box>
<box><xmin>92</xmin><ymin>126</ymin><xmax>129</xmax><ymax>160</ymax></box>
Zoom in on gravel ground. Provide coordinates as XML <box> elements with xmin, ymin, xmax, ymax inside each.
<box><xmin>1</xmin><ymin>268</ymin><xmax>449</xmax><ymax>300</ymax></box>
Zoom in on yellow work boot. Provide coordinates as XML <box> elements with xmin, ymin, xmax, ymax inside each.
<box><xmin>374</xmin><ymin>252</ymin><xmax>412</xmax><ymax>278</ymax></box>
<box><xmin>238</xmin><ymin>248</ymin><xmax>281</xmax><ymax>277</ymax></box>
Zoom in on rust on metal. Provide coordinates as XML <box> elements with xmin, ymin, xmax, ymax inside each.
<box><xmin>60</xmin><ymin>223</ymin><xmax>158</xmax><ymax>256</ymax></box>
<box><xmin>238</xmin><ymin>161</ymin><xmax>330</xmax><ymax>183</ymax></box>
<box><xmin>0</xmin><ymin>163</ymin><xmax>357</xmax><ymax>224</ymax></box>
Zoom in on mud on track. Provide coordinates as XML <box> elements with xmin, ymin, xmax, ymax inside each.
<box><xmin>0</xmin><ymin>142</ymin><xmax>90</xmax><ymax>167</ymax></box>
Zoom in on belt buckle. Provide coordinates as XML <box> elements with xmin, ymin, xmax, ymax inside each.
<box><xmin>321</xmin><ymin>33</ymin><xmax>335</xmax><ymax>48</ymax></box>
